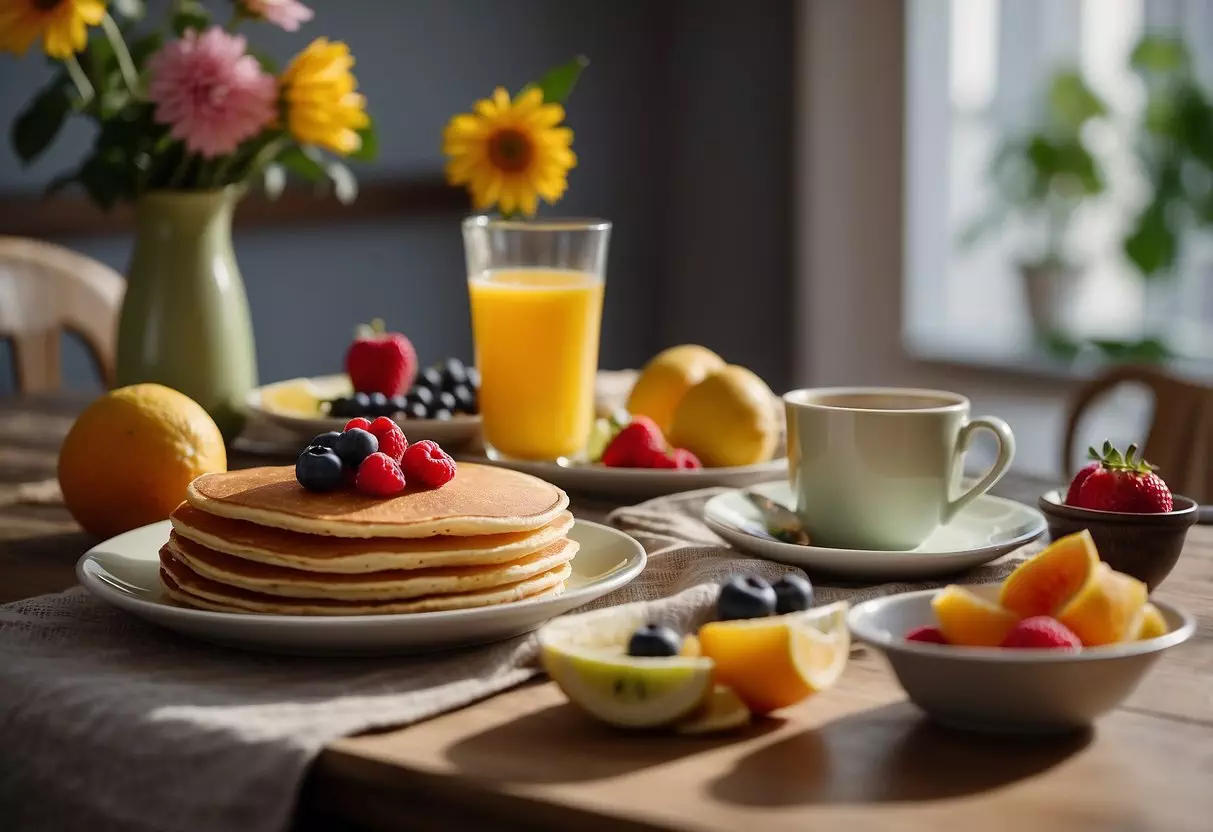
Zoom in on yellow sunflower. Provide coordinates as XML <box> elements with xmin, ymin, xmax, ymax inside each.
<box><xmin>0</xmin><ymin>0</ymin><xmax>105</xmax><ymax>59</ymax></box>
<box><xmin>443</xmin><ymin>86</ymin><xmax>576</xmax><ymax>217</ymax></box>
<box><xmin>280</xmin><ymin>38</ymin><xmax>370</xmax><ymax>156</ymax></box>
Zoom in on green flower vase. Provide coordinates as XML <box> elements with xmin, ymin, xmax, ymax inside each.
<box><xmin>115</xmin><ymin>187</ymin><xmax>257</xmax><ymax>441</ymax></box>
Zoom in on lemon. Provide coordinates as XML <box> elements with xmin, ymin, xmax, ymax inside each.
<box><xmin>697</xmin><ymin>602</ymin><xmax>850</xmax><ymax>714</ymax></box>
<box><xmin>539</xmin><ymin>603</ymin><xmax>714</xmax><ymax>728</ymax></box>
<box><xmin>673</xmin><ymin>685</ymin><xmax>751</xmax><ymax>735</ymax></box>
<box><xmin>667</xmin><ymin>365</ymin><xmax>779</xmax><ymax>467</ymax></box>
<box><xmin>58</xmin><ymin>384</ymin><xmax>227</xmax><ymax>538</ymax></box>
<box><xmin>260</xmin><ymin>378</ymin><xmax>324</xmax><ymax>417</ymax></box>
<box><xmin>1131</xmin><ymin>602</ymin><xmax>1168</xmax><ymax>641</ymax></box>
<box><xmin>627</xmin><ymin>345</ymin><xmax>725</xmax><ymax>435</ymax></box>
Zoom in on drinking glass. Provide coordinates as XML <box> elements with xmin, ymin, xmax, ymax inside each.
<box><xmin>462</xmin><ymin>216</ymin><xmax>611</xmax><ymax>462</ymax></box>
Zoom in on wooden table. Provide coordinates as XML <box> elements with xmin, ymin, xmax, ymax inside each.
<box><xmin>4</xmin><ymin>395</ymin><xmax>1212</xmax><ymax>832</ymax></box>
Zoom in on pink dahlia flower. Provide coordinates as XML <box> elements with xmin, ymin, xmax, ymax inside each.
<box><xmin>147</xmin><ymin>27</ymin><xmax>278</xmax><ymax>159</ymax></box>
<box><xmin>241</xmin><ymin>0</ymin><xmax>314</xmax><ymax>32</ymax></box>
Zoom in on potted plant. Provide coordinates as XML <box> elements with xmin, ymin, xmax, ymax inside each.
<box><xmin>3</xmin><ymin>0</ymin><xmax>376</xmax><ymax>440</ymax></box>
<box><xmin>964</xmin><ymin>70</ymin><xmax>1109</xmax><ymax>342</ymax></box>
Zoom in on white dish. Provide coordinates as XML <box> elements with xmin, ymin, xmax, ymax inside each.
<box><xmin>848</xmin><ymin>586</ymin><xmax>1195</xmax><ymax>733</ymax></box>
<box><xmin>463</xmin><ymin>454</ymin><xmax>788</xmax><ymax>500</ymax></box>
<box><xmin>246</xmin><ymin>374</ymin><xmax>481</xmax><ymax>450</ymax></box>
<box><xmin>703</xmin><ymin>481</ymin><xmax>1046</xmax><ymax>580</ymax></box>
<box><xmin>77</xmin><ymin>519</ymin><xmax>645</xmax><ymax>656</ymax></box>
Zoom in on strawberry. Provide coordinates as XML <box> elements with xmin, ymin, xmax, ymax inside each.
<box><xmin>344</xmin><ymin>318</ymin><xmax>418</xmax><ymax>397</ymax></box>
<box><xmin>999</xmin><ymin>616</ymin><xmax>1081</xmax><ymax>650</ymax></box>
<box><xmin>1070</xmin><ymin>441</ymin><xmax>1173</xmax><ymax>513</ymax></box>
<box><xmin>905</xmin><ymin>625</ymin><xmax>949</xmax><ymax>645</ymax></box>
<box><xmin>601</xmin><ymin>416</ymin><xmax>666</xmax><ymax>467</ymax></box>
<box><xmin>1064</xmin><ymin>460</ymin><xmax>1100</xmax><ymax>505</ymax></box>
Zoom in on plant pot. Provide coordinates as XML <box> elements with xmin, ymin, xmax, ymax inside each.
<box><xmin>115</xmin><ymin>187</ymin><xmax>257</xmax><ymax>441</ymax></box>
<box><xmin>1020</xmin><ymin>263</ymin><xmax>1084</xmax><ymax>338</ymax></box>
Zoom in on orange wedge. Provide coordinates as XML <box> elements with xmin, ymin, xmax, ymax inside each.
<box><xmin>1130</xmin><ymin>602</ymin><xmax>1168</xmax><ymax>641</ymax></box>
<box><xmin>931</xmin><ymin>585</ymin><xmax>1020</xmax><ymax>646</ymax></box>
<box><xmin>1057</xmin><ymin>564</ymin><xmax>1148</xmax><ymax>646</ymax></box>
<box><xmin>999</xmin><ymin>530</ymin><xmax>1100</xmax><ymax>618</ymax></box>
<box><xmin>697</xmin><ymin>602</ymin><xmax>849</xmax><ymax>715</ymax></box>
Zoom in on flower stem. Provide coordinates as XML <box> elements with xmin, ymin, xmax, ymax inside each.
<box><xmin>64</xmin><ymin>55</ymin><xmax>95</xmax><ymax>105</ymax></box>
<box><xmin>100</xmin><ymin>13</ymin><xmax>140</xmax><ymax>94</ymax></box>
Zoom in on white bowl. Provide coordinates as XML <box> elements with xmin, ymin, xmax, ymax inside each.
<box><xmin>847</xmin><ymin>585</ymin><xmax>1195</xmax><ymax>734</ymax></box>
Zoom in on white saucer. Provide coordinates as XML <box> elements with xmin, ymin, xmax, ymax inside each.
<box><xmin>703</xmin><ymin>481</ymin><xmax>1046</xmax><ymax>580</ymax></box>
<box><xmin>462</xmin><ymin>455</ymin><xmax>788</xmax><ymax>500</ymax></box>
<box><xmin>77</xmin><ymin>519</ymin><xmax>645</xmax><ymax>656</ymax></box>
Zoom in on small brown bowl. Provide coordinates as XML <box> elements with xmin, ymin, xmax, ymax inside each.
<box><xmin>1038</xmin><ymin>490</ymin><xmax>1198</xmax><ymax>591</ymax></box>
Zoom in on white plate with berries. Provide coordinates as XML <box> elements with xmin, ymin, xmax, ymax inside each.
<box><xmin>704</xmin><ymin>481</ymin><xmax>1046</xmax><ymax>580</ymax></box>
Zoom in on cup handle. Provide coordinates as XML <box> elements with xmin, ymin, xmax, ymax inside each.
<box><xmin>942</xmin><ymin>416</ymin><xmax>1016</xmax><ymax>524</ymax></box>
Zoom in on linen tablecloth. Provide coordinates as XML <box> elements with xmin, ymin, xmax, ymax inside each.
<box><xmin>0</xmin><ymin>487</ymin><xmax>1033</xmax><ymax>832</ymax></box>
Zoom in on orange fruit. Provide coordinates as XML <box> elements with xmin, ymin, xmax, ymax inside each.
<box><xmin>999</xmin><ymin>530</ymin><xmax>1100</xmax><ymax>618</ymax></box>
<box><xmin>931</xmin><ymin>585</ymin><xmax>1020</xmax><ymax>646</ymax></box>
<box><xmin>58</xmin><ymin>384</ymin><xmax>227</xmax><ymax>538</ymax></box>
<box><xmin>1056</xmin><ymin>564</ymin><xmax>1148</xmax><ymax>646</ymax></box>
<box><xmin>627</xmin><ymin>345</ymin><xmax>725</xmax><ymax>435</ymax></box>
<box><xmin>697</xmin><ymin>602</ymin><xmax>849</xmax><ymax>715</ymax></box>
<box><xmin>1131</xmin><ymin>603</ymin><xmax>1168</xmax><ymax>641</ymax></box>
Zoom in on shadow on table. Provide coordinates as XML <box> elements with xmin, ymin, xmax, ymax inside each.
<box><xmin>709</xmin><ymin>701</ymin><xmax>1092</xmax><ymax>807</ymax></box>
<box><xmin>444</xmin><ymin>701</ymin><xmax>787</xmax><ymax>784</ymax></box>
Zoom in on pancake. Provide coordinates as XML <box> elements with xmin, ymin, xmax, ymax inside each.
<box><xmin>170</xmin><ymin>503</ymin><xmax>576</xmax><ymax>573</ymax></box>
<box><xmin>187</xmin><ymin>463</ymin><xmax>569</xmax><ymax>538</ymax></box>
<box><xmin>163</xmin><ymin>534</ymin><xmax>579</xmax><ymax>601</ymax></box>
<box><xmin>160</xmin><ymin>551</ymin><xmax>571</xmax><ymax>616</ymax></box>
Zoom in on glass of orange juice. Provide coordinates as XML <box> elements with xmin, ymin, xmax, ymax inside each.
<box><xmin>463</xmin><ymin>216</ymin><xmax>611</xmax><ymax>462</ymax></box>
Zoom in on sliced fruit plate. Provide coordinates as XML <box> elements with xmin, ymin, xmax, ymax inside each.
<box><xmin>247</xmin><ymin>372</ymin><xmax>481</xmax><ymax>450</ymax></box>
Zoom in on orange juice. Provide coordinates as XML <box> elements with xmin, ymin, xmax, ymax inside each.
<box><xmin>469</xmin><ymin>268</ymin><xmax>605</xmax><ymax>460</ymax></box>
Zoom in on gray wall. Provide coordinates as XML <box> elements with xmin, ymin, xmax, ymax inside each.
<box><xmin>0</xmin><ymin>0</ymin><xmax>794</xmax><ymax>396</ymax></box>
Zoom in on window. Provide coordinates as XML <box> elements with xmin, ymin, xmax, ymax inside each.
<box><xmin>904</xmin><ymin>0</ymin><xmax>1213</xmax><ymax>365</ymax></box>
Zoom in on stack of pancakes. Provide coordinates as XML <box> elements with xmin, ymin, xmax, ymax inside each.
<box><xmin>159</xmin><ymin>463</ymin><xmax>575</xmax><ymax>615</ymax></box>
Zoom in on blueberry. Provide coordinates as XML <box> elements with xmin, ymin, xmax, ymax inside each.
<box><xmin>295</xmin><ymin>445</ymin><xmax>344</xmax><ymax>492</ymax></box>
<box><xmin>404</xmin><ymin>401</ymin><xmax>430</xmax><ymax>420</ymax></box>
<box><xmin>310</xmin><ymin>431</ymin><xmax>342</xmax><ymax>449</ymax></box>
<box><xmin>465</xmin><ymin>366</ymin><xmax>480</xmax><ymax>390</ymax></box>
<box><xmin>368</xmin><ymin>391</ymin><xmax>392</xmax><ymax>416</ymax></box>
<box><xmin>626</xmin><ymin>624</ymin><xmax>682</xmax><ymax>658</ymax></box>
<box><xmin>419</xmin><ymin>366</ymin><xmax>444</xmax><ymax>390</ymax></box>
<box><xmin>333</xmin><ymin>427</ymin><xmax>378</xmax><ymax>469</ymax></box>
<box><xmin>440</xmin><ymin>358</ymin><xmax>468</xmax><ymax>391</ymax></box>
<box><xmin>717</xmin><ymin>575</ymin><xmax>777</xmax><ymax>621</ymax></box>
<box><xmin>390</xmin><ymin>394</ymin><xmax>409</xmax><ymax>414</ymax></box>
<box><xmin>772</xmin><ymin>574</ymin><xmax>814</xmax><ymax>614</ymax></box>
<box><xmin>327</xmin><ymin>397</ymin><xmax>356</xmax><ymax>418</ymax></box>
<box><xmin>353</xmin><ymin>392</ymin><xmax>372</xmax><ymax>414</ymax></box>
<box><xmin>438</xmin><ymin>391</ymin><xmax>457</xmax><ymax>413</ymax></box>
<box><xmin>432</xmin><ymin>408</ymin><xmax>453</xmax><ymax>421</ymax></box>
<box><xmin>409</xmin><ymin>386</ymin><xmax>435</xmax><ymax>407</ymax></box>
<box><xmin>451</xmin><ymin>384</ymin><xmax>476</xmax><ymax>414</ymax></box>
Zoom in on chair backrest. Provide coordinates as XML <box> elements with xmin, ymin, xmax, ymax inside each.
<box><xmin>0</xmin><ymin>236</ymin><xmax>124</xmax><ymax>393</ymax></box>
<box><xmin>1062</xmin><ymin>364</ymin><xmax>1213</xmax><ymax>503</ymax></box>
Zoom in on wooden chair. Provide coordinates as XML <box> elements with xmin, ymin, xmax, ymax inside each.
<box><xmin>1062</xmin><ymin>364</ymin><xmax>1213</xmax><ymax>503</ymax></box>
<box><xmin>0</xmin><ymin>236</ymin><xmax>124</xmax><ymax>392</ymax></box>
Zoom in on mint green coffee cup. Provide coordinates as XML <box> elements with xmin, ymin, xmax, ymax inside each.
<box><xmin>783</xmin><ymin>388</ymin><xmax>1015</xmax><ymax>551</ymax></box>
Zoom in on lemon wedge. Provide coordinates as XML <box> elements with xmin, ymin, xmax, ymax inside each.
<box><xmin>698</xmin><ymin>601</ymin><xmax>850</xmax><ymax>714</ymax></box>
<box><xmin>260</xmin><ymin>379</ymin><xmax>323</xmax><ymax>417</ymax></box>
<box><xmin>673</xmin><ymin>685</ymin><xmax>751</xmax><ymax>735</ymax></box>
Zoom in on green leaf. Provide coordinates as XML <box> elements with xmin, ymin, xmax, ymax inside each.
<box><xmin>276</xmin><ymin>145</ymin><xmax>327</xmax><ymax>182</ymax></box>
<box><xmin>347</xmin><ymin>119</ymin><xmax>378</xmax><ymax>163</ymax></box>
<box><xmin>128</xmin><ymin>32</ymin><xmax>164</xmax><ymax>71</ymax></box>
<box><xmin>1048</xmin><ymin>70</ymin><xmax>1107</xmax><ymax>131</ymax></box>
<box><xmin>11</xmin><ymin>83</ymin><xmax>72</xmax><ymax>165</ymax></box>
<box><xmin>172</xmin><ymin>0</ymin><xmax>211</xmax><ymax>36</ymax></box>
<box><xmin>1123</xmin><ymin>202</ymin><xmax>1177</xmax><ymax>277</ymax></box>
<box><xmin>247</xmin><ymin>47</ymin><xmax>279</xmax><ymax>74</ymax></box>
<box><xmin>326</xmin><ymin>162</ymin><xmax>358</xmax><ymax>204</ymax></box>
<box><xmin>1131</xmin><ymin>36</ymin><xmax>1190</xmax><ymax>75</ymax></box>
<box><xmin>111</xmin><ymin>0</ymin><xmax>146</xmax><ymax>20</ymax></box>
<box><xmin>78</xmin><ymin>153</ymin><xmax>128</xmax><ymax>210</ymax></box>
<box><xmin>530</xmin><ymin>55</ymin><xmax>589</xmax><ymax>105</ymax></box>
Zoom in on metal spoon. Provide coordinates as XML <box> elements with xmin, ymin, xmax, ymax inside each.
<box><xmin>742</xmin><ymin>490</ymin><xmax>810</xmax><ymax>545</ymax></box>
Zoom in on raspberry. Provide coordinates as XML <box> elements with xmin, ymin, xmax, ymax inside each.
<box><xmin>367</xmin><ymin>416</ymin><xmax>407</xmax><ymax>463</ymax></box>
<box><xmin>905</xmin><ymin>626</ymin><xmax>949</xmax><ymax>645</ymax></box>
<box><xmin>601</xmin><ymin>416</ymin><xmax>665</xmax><ymax>467</ymax></box>
<box><xmin>354</xmin><ymin>452</ymin><xmax>407</xmax><ymax>496</ymax></box>
<box><xmin>344</xmin><ymin>417</ymin><xmax>372</xmax><ymax>432</ymax></box>
<box><xmin>999</xmin><ymin>616</ymin><xmax>1081</xmax><ymax>650</ymax></box>
<box><xmin>671</xmin><ymin>448</ymin><xmax>701</xmax><ymax>469</ymax></box>
<box><xmin>401</xmin><ymin>439</ymin><xmax>457</xmax><ymax>488</ymax></box>
<box><xmin>643</xmin><ymin>450</ymin><xmax>678</xmax><ymax>469</ymax></box>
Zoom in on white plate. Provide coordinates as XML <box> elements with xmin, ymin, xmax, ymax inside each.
<box><xmin>76</xmin><ymin>519</ymin><xmax>645</xmax><ymax>656</ymax></box>
<box><xmin>703</xmin><ymin>481</ymin><xmax>1046</xmax><ymax>580</ymax></box>
<box><xmin>246</xmin><ymin>374</ymin><xmax>481</xmax><ymax>450</ymax></box>
<box><xmin>462</xmin><ymin>455</ymin><xmax>788</xmax><ymax>500</ymax></box>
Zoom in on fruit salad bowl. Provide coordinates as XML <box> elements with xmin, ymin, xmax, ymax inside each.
<box><xmin>848</xmin><ymin>585</ymin><xmax>1195</xmax><ymax>734</ymax></box>
<box><xmin>1038</xmin><ymin>489</ymin><xmax>1198</xmax><ymax>591</ymax></box>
